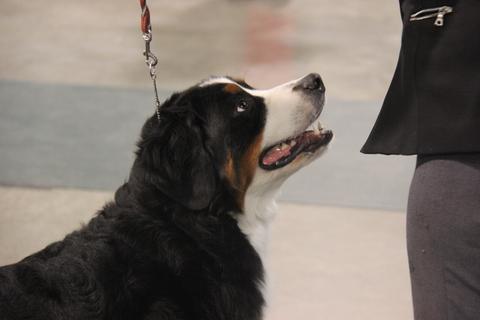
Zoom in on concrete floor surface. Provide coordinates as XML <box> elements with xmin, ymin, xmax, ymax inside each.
<box><xmin>0</xmin><ymin>186</ymin><xmax>412</xmax><ymax>320</ymax></box>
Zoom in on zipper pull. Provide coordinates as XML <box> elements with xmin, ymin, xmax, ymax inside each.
<box><xmin>434</xmin><ymin>6</ymin><xmax>453</xmax><ymax>26</ymax></box>
<box><xmin>410</xmin><ymin>6</ymin><xmax>453</xmax><ymax>27</ymax></box>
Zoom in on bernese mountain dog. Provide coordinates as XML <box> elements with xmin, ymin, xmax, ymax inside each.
<box><xmin>0</xmin><ymin>73</ymin><xmax>333</xmax><ymax>320</ymax></box>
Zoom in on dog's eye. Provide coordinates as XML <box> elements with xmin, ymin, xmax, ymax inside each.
<box><xmin>236</xmin><ymin>100</ymin><xmax>249</xmax><ymax>113</ymax></box>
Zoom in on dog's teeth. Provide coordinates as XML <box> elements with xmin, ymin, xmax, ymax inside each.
<box><xmin>290</xmin><ymin>140</ymin><xmax>297</xmax><ymax>147</ymax></box>
<box><xmin>280</xmin><ymin>143</ymin><xmax>289</xmax><ymax>150</ymax></box>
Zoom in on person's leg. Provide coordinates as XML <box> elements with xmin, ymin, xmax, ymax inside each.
<box><xmin>407</xmin><ymin>154</ymin><xmax>480</xmax><ymax>320</ymax></box>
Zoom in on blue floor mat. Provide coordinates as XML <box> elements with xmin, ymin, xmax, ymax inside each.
<box><xmin>0</xmin><ymin>80</ymin><xmax>414</xmax><ymax>211</ymax></box>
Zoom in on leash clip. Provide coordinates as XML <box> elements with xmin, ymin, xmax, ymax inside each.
<box><xmin>140</xmin><ymin>0</ymin><xmax>161</xmax><ymax>122</ymax></box>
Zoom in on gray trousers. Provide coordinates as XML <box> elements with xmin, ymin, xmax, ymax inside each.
<box><xmin>407</xmin><ymin>154</ymin><xmax>480</xmax><ymax>320</ymax></box>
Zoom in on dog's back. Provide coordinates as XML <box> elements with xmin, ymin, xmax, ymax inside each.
<box><xmin>0</xmin><ymin>206</ymin><xmax>117</xmax><ymax>320</ymax></box>
<box><xmin>0</xmin><ymin>193</ymin><xmax>264</xmax><ymax>320</ymax></box>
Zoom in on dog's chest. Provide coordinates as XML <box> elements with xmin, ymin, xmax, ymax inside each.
<box><xmin>235</xmin><ymin>191</ymin><xmax>279</xmax><ymax>305</ymax></box>
<box><xmin>237</xmin><ymin>193</ymin><xmax>278</xmax><ymax>258</ymax></box>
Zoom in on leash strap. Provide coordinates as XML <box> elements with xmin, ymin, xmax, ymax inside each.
<box><xmin>139</xmin><ymin>0</ymin><xmax>161</xmax><ymax>122</ymax></box>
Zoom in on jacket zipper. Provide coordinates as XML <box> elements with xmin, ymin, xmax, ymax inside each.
<box><xmin>410</xmin><ymin>6</ymin><xmax>453</xmax><ymax>27</ymax></box>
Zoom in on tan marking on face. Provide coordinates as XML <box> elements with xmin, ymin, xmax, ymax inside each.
<box><xmin>224</xmin><ymin>83</ymin><xmax>242</xmax><ymax>94</ymax></box>
<box><xmin>224</xmin><ymin>150</ymin><xmax>236</xmax><ymax>186</ymax></box>
<box><xmin>225</xmin><ymin>131</ymin><xmax>264</xmax><ymax>210</ymax></box>
<box><xmin>239</xmin><ymin>131</ymin><xmax>264</xmax><ymax>190</ymax></box>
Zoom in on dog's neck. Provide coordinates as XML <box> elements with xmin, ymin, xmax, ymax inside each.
<box><xmin>236</xmin><ymin>183</ymin><xmax>282</xmax><ymax>261</ymax></box>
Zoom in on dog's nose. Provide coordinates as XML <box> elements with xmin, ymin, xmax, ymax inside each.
<box><xmin>296</xmin><ymin>73</ymin><xmax>325</xmax><ymax>93</ymax></box>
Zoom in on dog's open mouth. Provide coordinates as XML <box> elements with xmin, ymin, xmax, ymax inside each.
<box><xmin>259</xmin><ymin>122</ymin><xmax>333</xmax><ymax>171</ymax></box>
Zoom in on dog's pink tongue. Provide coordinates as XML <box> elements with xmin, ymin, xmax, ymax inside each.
<box><xmin>262</xmin><ymin>145</ymin><xmax>292</xmax><ymax>165</ymax></box>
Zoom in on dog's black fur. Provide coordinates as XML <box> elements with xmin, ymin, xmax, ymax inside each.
<box><xmin>0</xmin><ymin>82</ymin><xmax>267</xmax><ymax>320</ymax></box>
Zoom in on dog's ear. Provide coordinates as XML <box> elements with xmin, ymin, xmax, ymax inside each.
<box><xmin>134</xmin><ymin>112</ymin><xmax>217</xmax><ymax>211</ymax></box>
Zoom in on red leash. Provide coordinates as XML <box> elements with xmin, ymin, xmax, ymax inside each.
<box><xmin>139</xmin><ymin>0</ymin><xmax>161</xmax><ymax>121</ymax></box>
<box><xmin>139</xmin><ymin>0</ymin><xmax>151</xmax><ymax>35</ymax></box>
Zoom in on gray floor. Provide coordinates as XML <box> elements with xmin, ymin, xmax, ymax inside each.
<box><xmin>0</xmin><ymin>0</ymin><xmax>401</xmax><ymax>101</ymax></box>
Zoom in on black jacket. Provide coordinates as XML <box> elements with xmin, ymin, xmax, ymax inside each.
<box><xmin>361</xmin><ymin>0</ymin><xmax>480</xmax><ymax>155</ymax></box>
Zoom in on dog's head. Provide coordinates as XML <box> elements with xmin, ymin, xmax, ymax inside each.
<box><xmin>132</xmin><ymin>73</ymin><xmax>333</xmax><ymax>211</ymax></box>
